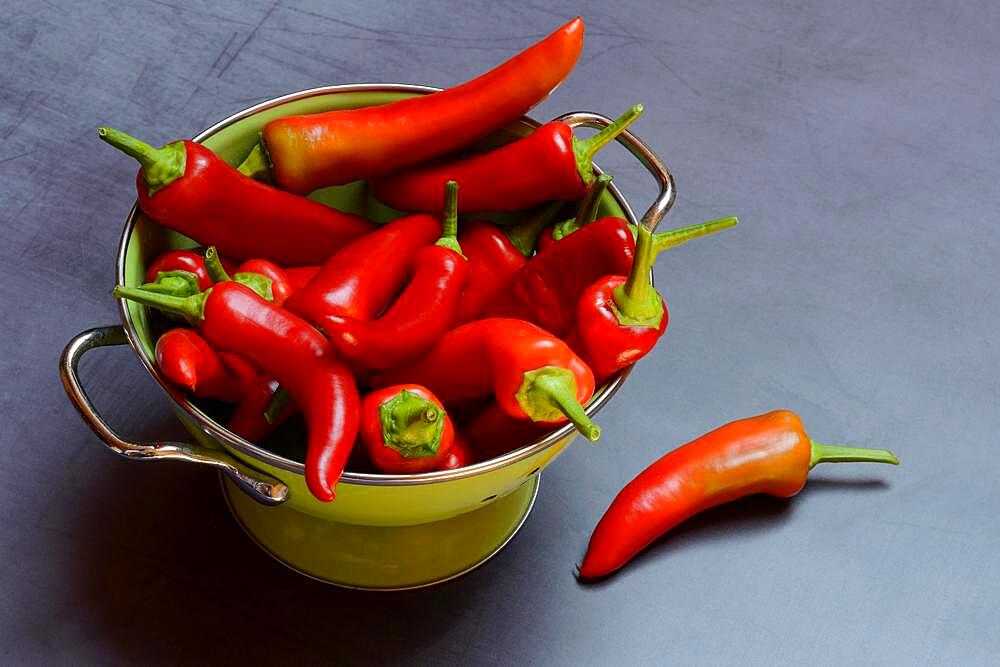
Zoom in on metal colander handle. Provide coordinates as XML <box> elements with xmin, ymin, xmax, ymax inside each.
<box><xmin>60</xmin><ymin>325</ymin><xmax>288</xmax><ymax>505</ymax></box>
<box><xmin>554</xmin><ymin>111</ymin><xmax>677</xmax><ymax>232</ymax></box>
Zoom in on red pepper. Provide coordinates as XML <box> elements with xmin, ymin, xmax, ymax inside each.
<box><xmin>372</xmin><ymin>318</ymin><xmax>600</xmax><ymax>441</ymax></box>
<box><xmin>145</xmin><ymin>250</ymin><xmax>212</xmax><ymax>291</ymax></box>
<box><xmin>462</xmin><ymin>402</ymin><xmax>550</xmax><ymax>462</ymax></box>
<box><xmin>98</xmin><ymin>128</ymin><xmax>375</xmax><ymax>265</ymax></box>
<box><xmin>535</xmin><ymin>174</ymin><xmax>612</xmax><ymax>255</ymax></box>
<box><xmin>325</xmin><ymin>183</ymin><xmax>469</xmax><ymax>369</ymax></box>
<box><xmin>360</xmin><ymin>385</ymin><xmax>455</xmax><ymax>474</ymax></box>
<box><xmin>568</xmin><ymin>217</ymin><xmax>738</xmax><ymax>382</ymax></box>
<box><xmin>240</xmin><ymin>18</ymin><xmax>585</xmax><ymax>192</ymax></box>
<box><xmin>235</xmin><ymin>259</ymin><xmax>293</xmax><ymax>307</ymax></box>
<box><xmin>283</xmin><ymin>213</ymin><xmax>441</xmax><ymax>333</ymax></box>
<box><xmin>115</xmin><ymin>281</ymin><xmax>360</xmax><ymax>502</ymax></box>
<box><xmin>154</xmin><ymin>328</ymin><xmax>246</xmax><ymax>402</ymax></box>
<box><xmin>483</xmin><ymin>217</ymin><xmax>635</xmax><ymax>337</ymax></box>
<box><xmin>372</xmin><ymin>106</ymin><xmax>641</xmax><ymax>213</ymax></box>
<box><xmin>440</xmin><ymin>434</ymin><xmax>472</xmax><ymax>470</ymax></box>
<box><xmin>578</xmin><ymin>410</ymin><xmax>900</xmax><ymax>579</ymax></box>
<box><xmin>227</xmin><ymin>375</ymin><xmax>296</xmax><ymax>443</ymax></box>
<box><xmin>284</xmin><ymin>265</ymin><xmax>320</xmax><ymax>292</ymax></box>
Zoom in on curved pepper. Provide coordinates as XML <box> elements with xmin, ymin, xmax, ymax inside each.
<box><xmin>360</xmin><ymin>385</ymin><xmax>455</xmax><ymax>474</ymax></box>
<box><xmin>372</xmin><ymin>318</ymin><xmax>601</xmax><ymax>441</ymax></box>
<box><xmin>98</xmin><ymin>128</ymin><xmax>375</xmax><ymax>265</ymax></box>
<box><xmin>326</xmin><ymin>183</ymin><xmax>469</xmax><ymax>369</ymax></box>
<box><xmin>145</xmin><ymin>250</ymin><xmax>212</xmax><ymax>291</ymax></box>
<box><xmin>567</xmin><ymin>217</ymin><xmax>738</xmax><ymax>383</ymax></box>
<box><xmin>114</xmin><ymin>281</ymin><xmax>360</xmax><ymax>502</ymax></box>
<box><xmin>578</xmin><ymin>410</ymin><xmax>900</xmax><ymax>579</ymax></box>
<box><xmin>241</xmin><ymin>17</ymin><xmax>585</xmax><ymax>191</ymax></box>
<box><xmin>372</xmin><ymin>106</ymin><xmax>641</xmax><ymax>213</ymax></box>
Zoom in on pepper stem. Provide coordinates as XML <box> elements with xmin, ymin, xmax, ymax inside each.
<box><xmin>573</xmin><ymin>105</ymin><xmax>643</xmax><ymax>184</ymax></box>
<box><xmin>552</xmin><ymin>173</ymin><xmax>613</xmax><ymax>241</ymax></box>
<box><xmin>141</xmin><ymin>270</ymin><xmax>202</xmax><ymax>298</ymax></box>
<box><xmin>203</xmin><ymin>247</ymin><xmax>230</xmax><ymax>283</ymax></box>
<box><xmin>97</xmin><ymin>127</ymin><xmax>186</xmax><ymax>196</ymax></box>
<box><xmin>612</xmin><ymin>223</ymin><xmax>663</xmax><ymax>328</ymax></box>
<box><xmin>809</xmin><ymin>441</ymin><xmax>900</xmax><ymax>469</ymax></box>
<box><xmin>379</xmin><ymin>390</ymin><xmax>446</xmax><ymax>458</ymax></box>
<box><xmin>515</xmin><ymin>367</ymin><xmax>601</xmax><ymax>442</ymax></box>
<box><xmin>113</xmin><ymin>285</ymin><xmax>206</xmax><ymax>324</ymax></box>
<box><xmin>434</xmin><ymin>180</ymin><xmax>464</xmax><ymax>257</ymax></box>
<box><xmin>237</xmin><ymin>139</ymin><xmax>271</xmax><ymax>180</ymax></box>
<box><xmin>505</xmin><ymin>201</ymin><xmax>565</xmax><ymax>257</ymax></box>
<box><xmin>263</xmin><ymin>386</ymin><xmax>291</xmax><ymax>424</ymax></box>
<box><xmin>653</xmin><ymin>216</ymin><xmax>739</xmax><ymax>253</ymax></box>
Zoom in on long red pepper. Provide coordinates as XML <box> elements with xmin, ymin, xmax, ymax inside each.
<box><xmin>155</xmin><ymin>328</ymin><xmax>246</xmax><ymax>402</ymax></box>
<box><xmin>578</xmin><ymin>410</ymin><xmax>899</xmax><ymax>579</ymax></box>
<box><xmin>360</xmin><ymin>385</ymin><xmax>456</xmax><ymax>474</ymax></box>
<box><xmin>282</xmin><ymin>213</ymin><xmax>441</xmax><ymax>332</ymax></box>
<box><xmin>239</xmin><ymin>18</ymin><xmax>585</xmax><ymax>191</ymax></box>
<box><xmin>372</xmin><ymin>106</ymin><xmax>641</xmax><ymax>213</ymax></box>
<box><xmin>568</xmin><ymin>217</ymin><xmax>739</xmax><ymax>382</ymax></box>
<box><xmin>145</xmin><ymin>250</ymin><xmax>212</xmax><ymax>291</ymax></box>
<box><xmin>283</xmin><ymin>265</ymin><xmax>321</xmax><ymax>292</ymax></box>
<box><xmin>326</xmin><ymin>183</ymin><xmax>469</xmax><ymax>369</ymax></box>
<box><xmin>483</xmin><ymin>217</ymin><xmax>635</xmax><ymax>337</ymax></box>
<box><xmin>114</xmin><ymin>281</ymin><xmax>359</xmax><ymax>502</ymax></box>
<box><xmin>535</xmin><ymin>174</ymin><xmax>612</xmax><ymax>254</ymax></box>
<box><xmin>98</xmin><ymin>128</ymin><xmax>376</xmax><ymax>265</ymax></box>
<box><xmin>372</xmin><ymin>318</ymin><xmax>600</xmax><ymax>441</ymax></box>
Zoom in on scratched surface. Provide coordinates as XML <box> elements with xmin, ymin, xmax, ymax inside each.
<box><xmin>1</xmin><ymin>0</ymin><xmax>998</xmax><ymax>663</ymax></box>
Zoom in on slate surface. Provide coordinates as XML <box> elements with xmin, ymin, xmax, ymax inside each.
<box><xmin>1</xmin><ymin>1</ymin><xmax>997</xmax><ymax>664</ymax></box>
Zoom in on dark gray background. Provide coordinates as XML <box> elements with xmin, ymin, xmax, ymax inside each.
<box><xmin>2</xmin><ymin>0</ymin><xmax>997</xmax><ymax>664</ymax></box>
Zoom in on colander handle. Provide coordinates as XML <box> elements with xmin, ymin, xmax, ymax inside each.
<box><xmin>553</xmin><ymin>111</ymin><xmax>677</xmax><ymax>232</ymax></box>
<box><xmin>60</xmin><ymin>325</ymin><xmax>288</xmax><ymax>506</ymax></box>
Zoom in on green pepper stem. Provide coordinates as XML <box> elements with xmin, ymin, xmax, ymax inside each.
<box><xmin>612</xmin><ymin>223</ymin><xmax>663</xmax><ymax>327</ymax></box>
<box><xmin>515</xmin><ymin>367</ymin><xmax>601</xmax><ymax>442</ymax></box>
<box><xmin>434</xmin><ymin>180</ymin><xmax>464</xmax><ymax>257</ymax></box>
<box><xmin>141</xmin><ymin>270</ymin><xmax>202</xmax><ymax>298</ymax></box>
<box><xmin>113</xmin><ymin>285</ymin><xmax>205</xmax><ymax>324</ymax></box>
<box><xmin>809</xmin><ymin>441</ymin><xmax>899</xmax><ymax>468</ymax></box>
<box><xmin>98</xmin><ymin>127</ymin><xmax>186</xmax><ymax>196</ymax></box>
<box><xmin>653</xmin><ymin>216</ymin><xmax>739</xmax><ymax>253</ymax></box>
<box><xmin>573</xmin><ymin>105</ymin><xmax>643</xmax><ymax>184</ymax></box>
<box><xmin>203</xmin><ymin>246</ymin><xmax>230</xmax><ymax>283</ymax></box>
<box><xmin>552</xmin><ymin>174</ymin><xmax>613</xmax><ymax>241</ymax></box>
<box><xmin>379</xmin><ymin>390</ymin><xmax>446</xmax><ymax>458</ymax></box>
<box><xmin>263</xmin><ymin>386</ymin><xmax>291</xmax><ymax>424</ymax></box>
<box><xmin>505</xmin><ymin>201</ymin><xmax>565</xmax><ymax>257</ymax></box>
<box><xmin>237</xmin><ymin>139</ymin><xmax>271</xmax><ymax>180</ymax></box>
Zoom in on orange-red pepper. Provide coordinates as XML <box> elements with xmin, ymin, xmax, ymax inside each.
<box><xmin>578</xmin><ymin>410</ymin><xmax>900</xmax><ymax>579</ymax></box>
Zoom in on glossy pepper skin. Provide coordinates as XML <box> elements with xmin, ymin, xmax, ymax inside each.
<box><xmin>371</xmin><ymin>106</ymin><xmax>641</xmax><ymax>214</ymax></box>
<box><xmin>483</xmin><ymin>217</ymin><xmax>635</xmax><ymax>337</ymax></box>
<box><xmin>283</xmin><ymin>265</ymin><xmax>320</xmax><ymax>292</ymax></box>
<box><xmin>145</xmin><ymin>250</ymin><xmax>212</xmax><ymax>291</ymax></box>
<box><xmin>360</xmin><ymin>385</ymin><xmax>455</xmax><ymax>474</ymax></box>
<box><xmin>227</xmin><ymin>375</ymin><xmax>296</xmax><ymax>443</ymax></box>
<box><xmin>451</xmin><ymin>220</ymin><xmax>527</xmax><ymax>325</ymax></box>
<box><xmin>97</xmin><ymin>128</ymin><xmax>375</xmax><ymax>265</ymax></box>
<box><xmin>440</xmin><ymin>435</ymin><xmax>472</xmax><ymax>470</ymax></box>
<box><xmin>155</xmin><ymin>328</ymin><xmax>245</xmax><ymax>402</ymax></box>
<box><xmin>247</xmin><ymin>17</ymin><xmax>585</xmax><ymax>192</ymax></box>
<box><xmin>324</xmin><ymin>182</ymin><xmax>468</xmax><ymax>369</ymax></box>
<box><xmin>578</xmin><ymin>410</ymin><xmax>900</xmax><ymax>579</ymax></box>
<box><xmin>235</xmin><ymin>259</ymin><xmax>293</xmax><ymax>307</ymax></box>
<box><xmin>283</xmin><ymin>214</ymin><xmax>441</xmax><ymax>333</ymax></box>
<box><xmin>373</xmin><ymin>318</ymin><xmax>601</xmax><ymax>441</ymax></box>
<box><xmin>114</xmin><ymin>281</ymin><xmax>360</xmax><ymax>502</ymax></box>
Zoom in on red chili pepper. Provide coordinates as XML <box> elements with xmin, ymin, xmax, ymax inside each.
<box><xmin>462</xmin><ymin>402</ymin><xmax>550</xmax><ymax>462</ymax></box>
<box><xmin>482</xmin><ymin>217</ymin><xmax>635</xmax><ymax>337</ymax></box>
<box><xmin>568</xmin><ymin>217</ymin><xmax>738</xmax><ymax>382</ymax></box>
<box><xmin>283</xmin><ymin>213</ymin><xmax>441</xmax><ymax>333</ymax></box>
<box><xmin>440</xmin><ymin>434</ymin><xmax>472</xmax><ymax>470</ymax></box>
<box><xmin>240</xmin><ymin>18</ymin><xmax>585</xmax><ymax>192</ymax></box>
<box><xmin>283</xmin><ymin>265</ymin><xmax>320</xmax><ymax>292</ymax></box>
<box><xmin>235</xmin><ymin>259</ymin><xmax>293</xmax><ymax>307</ymax></box>
<box><xmin>373</xmin><ymin>318</ymin><xmax>600</xmax><ymax>441</ymax></box>
<box><xmin>145</xmin><ymin>250</ymin><xmax>212</xmax><ymax>291</ymax></box>
<box><xmin>360</xmin><ymin>385</ymin><xmax>455</xmax><ymax>474</ymax></box>
<box><xmin>98</xmin><ymin>128</ymin><xmax>375</xmax><ymax>265</ymax></box>
<box><xmin>534</xmin><ymin>174</ymin><xmax>612</xmax><ymax>255</ymax></box>
<box><xmin>372</xmin><ymin>106</ymin><xmax>641</xmax><ymax>213</ymax></box>
<box><xmin>325</xmin><ymin>183</ymin><xmax>469</xmax><ymax>369</ymax></box>
<box><xmin>115</xmin><ymin>281</ymin><xmax>360</xmax><ymax>502</ymax></box>
<box><xmin>578</xmin><ymin>410</ymin><xmax>900</xmax><ymax>579</ymax></box>
<box><xmin>154</xmin><ymin>328</ymin><xmax>245</xmax><ymax>402</ymax></box>
<box><xmin>227</xmin><ymin>375</ymin><xmax>296</xmax><ymax>443</ymax></box>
